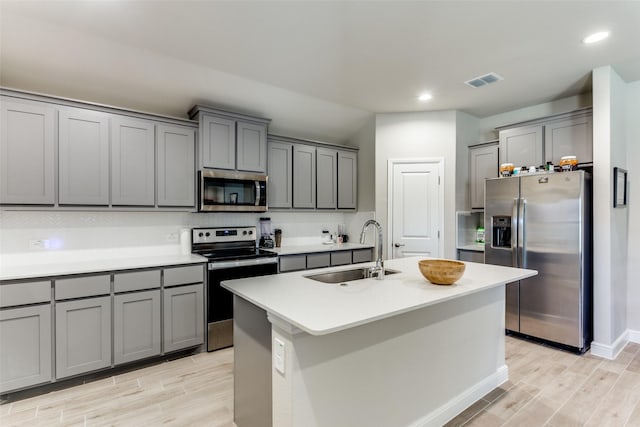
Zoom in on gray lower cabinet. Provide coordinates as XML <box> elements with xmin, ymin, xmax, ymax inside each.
<box><xmin>110</xmin><ymin>116</ymin><xmax>156</xmax><ymax>206</ymax></box>
<box><xmin>499</xmin><ymin>124</ymin><xmax>543</xmax><ymax>168</ymax></box>
<box><xmin>0</xmin><ymin>98</ymin><xmax>55</xmax><ymax>205</ymax></box>
<box><xmin>279</xmin><ymin>249</ymin><xmax>374</xmax><ymax>272</ymax></box>
<box><xmin>55</xmin><ymin>296</ymin><xmax>111</xmax><ymax>379</ymax></box>
<box><xmin>156</xmin><ymin>124</ymin><xmax>196</xmax><ymax>207</ymax></box>
<box><xmin>316</xmin><ymin>148</ymin><xmax>337</xmax><ymax>209</ymax></box>
<box><xmin>352</xmin><ymin>248</ymin><xmax>374</xmax><ymax>264</ymax></box>
<box><xmin>469</xmin><ymin>143</ymin><xmax>499</xmax><ymax>209</ymax></box>
<box><xmin>237</xmin><ymin>121</ymin><xmax>267</xmax><ymax>173</ymax></box>
<box><xmin>58</xmin><ymin>107</ymin><xmax>110</xmax><ymax>205</ymax></box>
<box><xmin>114</xmin><ymin>290</ymin><xmax>161</xmax><ymax>365</ymax></box>
<box><xmin>293</xmin><ymin>144</ymin><xmax>316</xmax><ymax>208</ymax></box>
<box><xmin>163</xmin><ymin>283</ymin><xmax>204</xmax><ymax>353</ymax></box>
<box><xmin>0</xmin><ymin>305</ymin><xmax>52</xmax><ymax>393</ymax></box>
<box><xmin>267</xmin><ymin>141</ymin><xmax>293</xmax><ymax>208</ymax></box>
<box><xmin>337</xmin><ymin>150</ymin><xmax>357</xmax><ymax>209</ymax></box>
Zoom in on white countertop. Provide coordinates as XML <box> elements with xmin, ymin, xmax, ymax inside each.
<box><xmin>268</xmin><ymin>242</ymin><xmax>374</xmax><ymax>256</ymax></box>
<box><xmin>458</xmin><ymin>243</ymin><xmax>485</xmax><ymax>252</ymax></box>
<box><xmin>0</xmin><ymin>246</ymin><xmax>207</xmax><ymax>281</ymax></box>
<box><xmin>222</xmin><ymin>256</ymin><xmax>537</xmax><ymax>336</ymax></box>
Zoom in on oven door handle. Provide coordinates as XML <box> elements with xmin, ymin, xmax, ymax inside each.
<box><xmin>208</xmin><ymin>257</ymin><xmax>278</xmax><ymax>270</ymax></box>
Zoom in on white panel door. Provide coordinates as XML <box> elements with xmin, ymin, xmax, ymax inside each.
<box><xmin>391</xmin><ymin>162</ymin><xmax>441</xmax><ymax>258</ymax></box>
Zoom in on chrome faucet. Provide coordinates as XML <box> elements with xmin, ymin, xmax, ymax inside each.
<box><xmin>359</xmin><ymin>219</ymin><xmax>385</xmax><ymax>280</ymax></box>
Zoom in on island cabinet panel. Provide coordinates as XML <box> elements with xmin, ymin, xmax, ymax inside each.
<box><xmin>0</xmin><ymin>98</ymin><xmax>55</xmax><ymax>205</ymax></box>
<box><xmin>201</xmin><ymin>115</ymin><xmax>236</xmax><ymax>170</ymax></box>
<box><xmin>316</xmin><ymin>147</ymin><xmax>337</xmax><ymax>209</ymax></box>
<box><xmin>114</xmin><ymin>290</ymin><xmax>161</xmax><ymax>365</ymax></box>
<box><xmin>330</xmin><ymin>251</ymin><xmax>352</xmax><ymax>266</ymax></box>
<box><xmin>469</xmin><ymin>143</ymin><xmax>498</xmax><ymax>209</ymax></box>
<box><xmin>110</xmin><ymin>116</ymin><xmax>156</xmax><ymax>206</ymax></box>
<box><xmin>337</xmin><ymin>150</ymin><xmax>357</xmax><ymax>209</ymax></box>
<box><xmin>279</xmin><ymin>255</ymin><xmax>307</xmax><ymax>272</ymax></box>
<box><xmin>544</xmin><ymin>115</ymin><xmax>593</xmax><ymax>165</ymax></box>
<box><xmin>58</xmin><ymin>107</ymin><xmax>110</xmax><ymax>205</ymax></box>
<box><xmin>292</xmin><ymin>144</ymin><xmax>316</xmax><ymax>208</ymax></box>
<box><xmin>156</xmin><ymin>124</ymin><xmax>196</xmax><ymax>207</ymax></box>
<box><xmin>163</xmin><ymin>283</ymin><xmax>204</xmax><ymax>353</ymax></box>
<box><xmin>498</xmin><ymin>124</ymin><xmax>543</xmax><ymax>168</ymax></box>
<box><xmin>306</xmin><ymin>253</ymin><xmax>330</xmax><ymax>269</ymax></box>
<box><xmin>0</xmin><ymin>305</ymin><xmax>52</xmax><ymax>393</ymax></box>
<box><xmin>352</xmin><ymin>248</ymin><xmax>373</xmax><ymax>264</ymax></box>
<box><xmin>236</xmin><ymin>121</ymin><xmax>267</xmax><ymax>173</ymax></box>
<box><xmin>457</xmin><ymin>249</ymin><xmax>484</xmax><ymax>263</ymax></box>
<box><xmin>267</xmin><ymin>141</ymin><xmax>293</xmax><ymax>208</ymax></box>
<box><xmin>55</xmin><ymin>296</ymin><xmax>111</xmax><ymax>379</ymax></box>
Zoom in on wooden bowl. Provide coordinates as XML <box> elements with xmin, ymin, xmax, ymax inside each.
<box><xmin>418</xmin><ymin>259</ymin><xmax>465</xmax><ymax>285</ymax></box>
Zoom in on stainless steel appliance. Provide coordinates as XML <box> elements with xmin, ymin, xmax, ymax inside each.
<box><xmin>484</xmin><ymin>170</ymin><xmax>592</xmax><ymax>352</ymax></box>
<box><xmin>198</xmin><ymin>170</ymin><xmax>267</xmax><ymax>212</ymax></box>
<box><xmin>191</xmin><ymin>227</ymin><xmax>278</xmax><ymax>351</ymax></box>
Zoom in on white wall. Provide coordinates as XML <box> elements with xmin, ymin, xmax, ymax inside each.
<box><xmin>455</xmin><ymin>111</ymin><xmax>481</xmax><ymax>211</ymax></box>
<box><xmin>375</xmin><ymin>110</ymin><xmax>457</xmax><ymax>260</ymax></box>
<box><xmin>591</xmin><ymin>66</ymin><xmax>629</xmax><ymax>353</ymax></box>
<box><xmin>626</xmin><ymin>80</ymin><xmax>640</xmax><ymax>332</ymax></box>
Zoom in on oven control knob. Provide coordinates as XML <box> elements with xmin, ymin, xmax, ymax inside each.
<box><xmin>248</xmin><ymin>230</ymin><xmax>253</xmax><ymax>235</ymax></box>
<box><xmin>205</xmin><ymin>232</ymin><xmax>210</xmax><ymax>237</ymax></box>
<box><xmin>243</xmin><ymin>230</ymin><xmax>247</xmax><ymax>235</ymax></box>
<box><xmin>198</xmin><ymin>232</ymin><xmax>204</xmax><ymax>238</ymax></box>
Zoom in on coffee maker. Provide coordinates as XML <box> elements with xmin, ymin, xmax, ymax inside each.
<box><xmin>259</xmin><ymin>217</ymin><xmax>274</xmax><ymax>248</ymax></box>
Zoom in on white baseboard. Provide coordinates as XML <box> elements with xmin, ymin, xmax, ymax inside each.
<box><xmin>408</xmin><ymin>365</ymin><xmax>509</xmax><ymax>427</ymax></box>
<box><xmin>591</xmin><ymin>329</ymin><xmax>640</xmax><ymax>359</ymax></box>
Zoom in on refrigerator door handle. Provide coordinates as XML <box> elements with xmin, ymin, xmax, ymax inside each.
<box><xmin>519</xmin><ymin>198</ymin><xmax>526</xmax><ymax>268</ymax></box>
<box><xmin>512</xmin><ymin>197</ymin><xmax>518</xmax><ymax>267</ymax></box>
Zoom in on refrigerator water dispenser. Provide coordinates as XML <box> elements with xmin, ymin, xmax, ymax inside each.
<box><xmin>492</xmin><ymin>216</ymin><xmax>511</xmax><ymax>248</ymax></box>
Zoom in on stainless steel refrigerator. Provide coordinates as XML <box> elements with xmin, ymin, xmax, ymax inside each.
<box><xmin>484</xmin><ymin>170</ymin><xmax>592</xmax><ymax>352</ymax></box>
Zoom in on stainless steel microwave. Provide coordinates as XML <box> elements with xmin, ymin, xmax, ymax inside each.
<box><xmin>198</xmin><ymin>170</ymin><xmax>267</xmax><ymax>212</ymax></box>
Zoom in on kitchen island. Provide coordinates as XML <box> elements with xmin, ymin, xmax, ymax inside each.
<box><xmin>222</xmin><ymin>256</ymin><xmax>537</xmax><ymax>427</ymax></box>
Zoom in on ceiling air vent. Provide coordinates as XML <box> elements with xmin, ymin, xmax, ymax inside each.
<box><xmin>464</xmin><ymin>72</ymin><xmax>504</xmax><ymax>88</ymax></box>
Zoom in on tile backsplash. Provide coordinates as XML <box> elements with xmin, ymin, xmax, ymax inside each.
<box><xmin>0</xmin><ymin>210</ymin><xmax>375</xmax><ymax>254</ymax></box>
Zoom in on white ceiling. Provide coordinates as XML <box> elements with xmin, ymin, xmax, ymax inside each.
<box><xmin>1</xmin><ymin>1</ymin><xmax>639</xmax><ymax>143</ymax></box>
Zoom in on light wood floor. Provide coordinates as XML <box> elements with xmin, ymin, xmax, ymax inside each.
<box><xmin>2</xmin><ymin>336</ymin><xmax>640</xmax><ymax>426</ymax></box>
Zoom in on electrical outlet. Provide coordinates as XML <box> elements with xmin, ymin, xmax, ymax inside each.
<box><xmin>165</xmin><ymin>232</ymin><xmax>179</xmax><ymax>242</ymax></box>
<box><xmin>29</xmin><ymin>239</ymin><xmax>50</xmax><ymax>250</ymax></box>
<box><xmin>274</xmin><ymin>338</ymin><xmax>285</xmax><ymax>374</ymax></box>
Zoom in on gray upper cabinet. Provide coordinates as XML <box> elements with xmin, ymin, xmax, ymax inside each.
<box><xmin>267</xmin><ymin>140</ymin><xmax>293</xmax><ymax>208</ymax></box>
<box><xmin>337</xmin><ymin>150</ymin><xmax>357</xmax><ymax>209</ymax></box>
<box><xmin>58</xmin><ymin>107</ymin><xmax>110</xmax><ymax>205</ymax></box>
<box><xmin>499</xmin><ymin>124</ymin><xmax>543</xmax><ymax>167</ymax></box>
<box><xmin>237</xmin><ymin>121</ymin><xmax>267</xmax><ymax>173</ymax></box>
<box><xmin>0</xmin><ymin>98</ymin><xmax>55</xmax><ymax>205</ymax></box>
<box><xmin>55</xmin><ymin>296</ymin><xmax>111</xmax><ymax>379</ymax></box>
<box><xmin>111</xmin><ymin>116</ymin><xmax>155</xmax><ymax>206</ymax></box>
<box><xmin>469</xmin><ymin>143</ymin><xmax>498</xmax><ymax>209</ymax></box>
<box><xmin>0</xmin><ymin>304</ymin><xmax>52</xmax><ymax>393</ymax></box>
<box><xmin>190</xmin><ymin>106</ymin><xmax>271</xmax><ymax>173</ymax></box>
<box><xmin>114</xmin><ymin>289</ymin><xmax>161</xmax><ymax>365</ymax></box>
<box><xmin>157</xmin><ymin>124</ymin><xmax>196</xmax><ymax>207</ymax></box>
<box><xmin>544</xmin><ymin>114</ymin><xmax>593</xmax><ymax>165</ymax></box>
<box><xmin>316</xmin><ymin>147</ymin><xmax>337</xmax><ymax>209</ymax></box>
<box><xmin>293</xmin><ymin>144</ymin><xmax>316</xmax><ymax>209</ymax></box>
<box><xmin>201</xmin><ymin>114</ymin><xmax>236</xmax><ymax>170</ymax></box>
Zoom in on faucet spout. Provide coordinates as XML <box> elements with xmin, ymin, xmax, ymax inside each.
<box><xmin>359</xmin><ymin>220</ymin><xmax>384</xmax><ymax>280</ymax></box>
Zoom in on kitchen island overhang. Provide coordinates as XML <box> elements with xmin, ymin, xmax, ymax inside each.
<box><xmin>223</xmin><ymin>256</ymin><xmax>537</xmax><ymax>427</ymax></box>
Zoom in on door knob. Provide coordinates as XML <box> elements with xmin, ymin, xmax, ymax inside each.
<box><xmin>394</xmin><ymin>243</ymin><xmax>405</xmax><ymax>248</ymax></box>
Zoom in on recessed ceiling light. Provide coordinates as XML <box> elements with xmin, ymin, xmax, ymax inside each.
<box><xmin>583</xmin><ymin>31</ymin><xmax>609</xmax><ymax>44</ymax></box>
<box><xmin>418</xmin><ymin>93</ymin><xmax>432</xmax><ymax>101</ymax></box>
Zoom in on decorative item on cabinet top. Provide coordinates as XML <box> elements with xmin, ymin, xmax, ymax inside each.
<box><xmin>188</xmin><ymin>105</ymin><xmax>271</xmax><ymax>173</ymax></box>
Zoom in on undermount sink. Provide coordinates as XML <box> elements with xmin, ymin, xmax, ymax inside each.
<box><xmin>304</xmin><ymin>267</ymin><xmax>400</xmax><ymax>284</ymax></box>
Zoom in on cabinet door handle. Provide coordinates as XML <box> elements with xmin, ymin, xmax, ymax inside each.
<box><xmin>394</xmin><ymin>243</ymin><xmax>405</xmax><ymax>248</ymax></box>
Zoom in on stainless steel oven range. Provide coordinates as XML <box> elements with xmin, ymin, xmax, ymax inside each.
<box><xmin>192</xmin><ymin>226</ymin><xmax>278</xmax><ymax>352</ymax></box>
